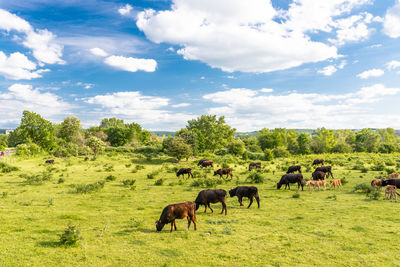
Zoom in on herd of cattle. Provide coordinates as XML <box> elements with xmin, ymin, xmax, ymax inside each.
<box><xmin>156</xmin><ymin>158</ymin><xmax>345</xmax><ymax>232</ymax></box>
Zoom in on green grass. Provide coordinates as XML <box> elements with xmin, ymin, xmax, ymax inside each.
<box><xmin>1</xmin><ymin>152</ymin><xmax>400</xmax><ymax>266</ymax></box>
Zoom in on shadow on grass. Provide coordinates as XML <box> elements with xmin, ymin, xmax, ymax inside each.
<box><xmin>114</xmin><ymin>228</ymin><xmax>155</xmax><ymax>236</ymax></box>
<box><xmin>36</xmin><ymin>241</ymin><xmax>61</xmax><ymax>248</ymax></box>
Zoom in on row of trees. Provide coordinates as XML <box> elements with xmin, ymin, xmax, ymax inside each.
<box><xmin>1</xmin><ymin>111</ymin><xmax>400</xmax><ymax>160</ymax></box>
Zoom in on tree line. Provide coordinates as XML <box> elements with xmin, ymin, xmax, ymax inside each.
<box><xmin>1</xmin><ymin>111</ymin><xmax>400</xmax><ymax>160</ymax></box>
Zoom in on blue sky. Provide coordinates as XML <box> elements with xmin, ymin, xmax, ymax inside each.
<box><xmin>1</xmin><ymin>0</ymin><xmax>400</xmax><ymax>131</ymax></box>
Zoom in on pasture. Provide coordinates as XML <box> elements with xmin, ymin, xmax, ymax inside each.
<box><xmin>0</xmin><ymin>152</ymin><xmax>400</xmax><ymax>266</ymax></box>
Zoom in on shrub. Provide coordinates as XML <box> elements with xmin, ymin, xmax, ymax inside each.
<box><xmin>272</xmin><ymin>147</ymin><xmax>290</xmax><ymax>158</ymax></box>
<box><xmin>105</xmin><ymin>175</ymin><xmax>116</xmax><ymax>182</ymax></box>
<box><xmin>0</xmin><ymin>162</ymin><xmax>19</xmax><ymax>173</ymax></box>
<box><xmin>20</xmin><ymin>172</ymin><xmax>52</xmax><ymax>185</ymax></box>
<box><xmin>75</xmin><ymin>180</ymin><xmax>105</xmax><ymax>194</ymax></box>
<box><xmin>59</xmin><ymin>224</ymin><xmax>81</xmax><ymax>246</ymax></box>
<box><xmin>58</xmin><ymin>178</ymin><xmax>65</xmax><ymax>184</ymax></box>
<box><xmin>122</xmin><ymin>179</ymin><xmax>136</xmax><ymax>186</ymax></box>
<box><xmin>154</xmin><ymin>179</ymin><xmax>164</xmax><ymax>186</ymax></box>
<box><xmin>147</xmin><ymin>169</ymin><xmax>160</xmax><ymax>179</ymax></box>
<box><xmin>372</xmin><ymin>162</ymin><xmax>385</xmax><ymax>171</ymax></box>
<box><xmin>246</xmin><ymin>171</ymin><xmax>264</xmax><ymax>184</ymax></box>
<box><xmin>367</xmin><ymin>187</ymin><xmax>382</xmax><ymax>200</ymax></box>
<box><xmin>263</xmin><ymin>149</ymin><xmax>274</xmax><ymax>161</ymax></box>
<box><xmin>340</xmin><ymin>178</ymin><xmax>348</xmax><ymax>185</ymax></box>
<box><xmin>292</xmin><ymin>193</ymin><xmax>300</xmax><ymax>198</ymax></box>
<box><xmin>352</xmin><ymin>183</ymin><xmax>370</xmax><ymax>193</ymax></box>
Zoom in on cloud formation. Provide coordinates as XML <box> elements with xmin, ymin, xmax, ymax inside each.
<box><xmin>357</xmin><ymin>68</ymin><xmax>384</xmax><ymax>79</ymax></box>
<box><xmin>383</xmin><ymin>0</ymin><xmax>400</xmax><ymax>38</ymax></box>
<box><xmin>0</xmin><ymin>51</ymin><xmax>49</xmax><ymax>80</ymax></box>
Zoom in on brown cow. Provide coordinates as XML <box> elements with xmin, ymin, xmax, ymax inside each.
<box><xmin>214</xmin><ymin>168</ymin><xmax>233</xmax><ymax>180</ymax></box>
<box><xmin>315</xmin><ymin>166</ymin><xmax>333</xmax><ymax>178</ymax></box>
<box><xmin>385</xmin><ymin>185</ymin><xmax>398</xmax><ymax>202</ymax></box>
<box><xmin>195</xmin><ymin>189</ymin><xmax>227</xmax><ymax>215</ymax></box>
<box><xmin>249</xmin><ymin>162</ymin><xmax>261</xmax><ymax>171</ymax></box>
<box><xmin>388</xmin><ymin>173</ymin><xmax>400</xmax><ymax>179</ymax></box>
<box><xmin>371</xmin><ymin>179</ymin><xmax>383</xmax><ymax>187</ymax></box>
<box><xmin>155</xmin><ymin>202</ymin><xmax>197</xmax><ymax>232</ymax></box>
<box><xmin>312</xmin><ymin>159</ymin><xmax>324</xmax><ymax>166</ymax></box>
<box><xmin>306</xmin><ymin>180</ymin><xmax>317</xmax><ymax>191</ymax></box>
<box><xmin>312</xmin><ymin>171</ymin><xmax>325</xmax><ymax>180</ymax></box>
<box><xmin>330</xmin><ymin>179</ymin><xmax>342</xmax><ymax>190</ymax></box>
<box><xmin>199</xmin><ymin>160</ymin><xmax>214</xmax><ymax>168</ymax></box>
<box><xmin>313</xmin><ymin>180</ymin><xmax>326</xmax><ymax>191</ymax></box>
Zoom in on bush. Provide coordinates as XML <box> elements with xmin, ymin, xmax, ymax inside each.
<box><xmin>105</xmin><ymin>175</ymin><xmax>116</xmax><ymax>182</ymax></box>
<box><xmin>340</xmin><ymin>178</ymin><xmax>348</xmax><ymax>185</ymax></box>
<box><xmin>75</xmin><ymin>180</ymin><xmax>105</xmax><ymax>194</ymax></box>
<box><xmin>0</xmin><ymin>162</ymin><xmax>19</xmax><ymax>173</ymax></box>
<box><xmin>20</xmin><ymin>172</ymin><xmax>52</xmax><ymax>185</ymax></box>
<box><xmin>58</xmin><ymin>178</ymin><xmax>65</xmax><ymax>184</ymax></box>
<box><xmin>372</xmin><ymin>162</ymin><xmax>385</xmax><ymax>171</ymax></box>
<box><xmin>59</xmin><ymin>224</ymin><xmax>81</xmax><ymax>246</ymax></box>
<box><xmin>292</xmin><ymin>193</ymin><xmax>300</xmax><ymax>198</ymax></box>
<box><xmin>246</xmin><ymin>171</ymin><xmax>264</xmax><ymax>184</ymax></box>
<box><xmin>122</xmin><ymin>179</ymin><xmax>136</xmax><ymax>186</ymax></box>
<box><xmin>272</xmin><ymin>147</ymin><xmax>290</xmax><ymax>158</ymax></box>
<box><xmin>352</xmin><ymin>183</ymin><xmax>371</xmax><ymax>193</ymax></box>
<box><xmin>154</xmin><ymin>179</ymin><xmax>164</xmax><ymax>186</ymax></box>
<box><xmin>263</xmin><ymin>149</ymin><xmax>274</xmax><ymax>161</ymax></box>
<box><xmin>367</xmin><ymin>187</ymin><xmax>382</xmax><ymax>200</ymax></box>
<box><xmin>147</xmin><ymin>170</ymin><xmax>160</xmax><ymax>179</ymax></box>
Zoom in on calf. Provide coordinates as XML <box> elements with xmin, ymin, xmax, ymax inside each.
<box><xmin>199</xmin><ymin>160</ymin><xmax>213</xmax><ymax>168</ymax></box>
<box><xmin>312</xmin><ymin>159</ymin><xmax>324</xmax><ymax>166</ymax></box>
<box><xmin>195</xmin><ymin>189</ymin><xmax>227</xmax><ymax>215</ymax></box>
<box><xmin>315</xmin><ymin>166</ymin><xmax>333</xmax><ymax>178</ymax></box>
<box><xmin>155</xmin><ymin>202</ymin><xmax>197</xmax><ymax>232</ymax></box>
<box><xmin>388</xmin><ymin>173</ymin><xmax>400</xmax><ymax>179</ymax></box>
<box><xmin>229</xmin><ymin>186</ymin><xmax>260</xmax><ymax>208</ymax></box>
<box><xmin>385</xmin><ymin>185</ymin><xmax>398</xmax><ymax>202</ymax></box>
<box><xmin>214</xmin><ymin>168</ymin><xmax>233</xmax><ymax>180</ymax></box>
<box><xmin>313</xmin><ymin>180</ymin><xmax>326</xmax><ymax>191</ymax></box>
<box><xmin>330</xmin><ymin>179</ymin><xmax>342</xmax><ymax>190</ymax></box>
<box><xmin>306</xmin><ymin>180</ymin><xmax>317</xmax><ymax>191</ymax></box>
<box><xmin>249</xmin><ymin>162</ymin><xmax>261</xmax><ymax>171</ymax></box>
<box><xmin>176</xmin><ymin>168</ymin><xmax>193</xmax><ymax>178</ymax></box>
<box><xmin>287</xmin><ymin>165</ymin><xmax>301</xmax><ymax>174</ymax></box>
<box><xmin>381</xmin><ymin>179</ymin><xmax>400</xmax><ymax>189</ymax></box>
<box><xmin>277</xmin><ymin>173</ymin><xmax>304</xmax><ymax>191</ymax></box>
<box><xmin>312</xmin><ymin>171</ymin><xmax>325</xmax><ymax>181</ymax></box>
<box><xmin>371</xmin><ymin>179</ymin><xmax>382</xmax><ymax>187</ymax></box>
<box><xmin>45</xmin><ymin>159</ymin><xmax>54</xmax><ymax>164</ymax></box>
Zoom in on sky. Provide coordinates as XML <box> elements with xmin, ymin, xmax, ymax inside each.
<box><xmin>1</xmin><ymin>0</ymin><xmax>400</xmax><ymax>131</ymax></box>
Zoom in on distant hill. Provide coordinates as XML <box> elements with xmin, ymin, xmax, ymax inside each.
<box><xmin>151</xmin><ymin>131</ymin><xmax>175</xmax><ymax>137</ymax></box>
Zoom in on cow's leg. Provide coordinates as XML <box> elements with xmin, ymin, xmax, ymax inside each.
<box><xmin>287</xmin><ymin>183</ymin><xmax>290</xmax><ymax>190</ymax></box>
<box><xmin>221</xmin><ymin>201</ymin><xmax>227</xmax><ymax>215</ymax></box>
<box><xmin>192</xmin><ymin>215</ymin><xmax>197</xmax><ymax>230</ymax></box>
<box><xmin>247</xmin><ymin>196</ymin><xmax>253</xmax><ymax>208</ymax></box>
<box><xmin>174</xmin><ymin>221</ymin><xmax>177</xmax><ymax>231</ymax></box>
<box><xmin>204</xmin><ymin>204</ymin><xmax>207</xmax><ymax>213</ymax></box>
<box><xmin>170</xmin><ymin>221</ymin><xmax>175</xmax><ymax>232</ymax></box>
<box><xmin>187</xmin><ymin>216</ymin><xmax>191</xmax><ymax>229</ymax></box>
<box><xmin>239</xmin><ymin>196</ymin><xmax>243</xmax><ymax>206</ymax></box>
<box><xmin>255</xmin><ymin>195</ymin><xmax>260</xmax><ymax>208</ymax></box>
<box><xmin>208</xmin><ymin>203</ymin><xmax>214</xmax><ymax>213</ymax></box>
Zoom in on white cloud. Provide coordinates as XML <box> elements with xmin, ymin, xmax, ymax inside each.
<box><xmin>172</xmin><ymin>103</ymin><xmax>190</xmax><ymax>108</ymax></box>
<box><xmin>118</xmin><ymin>4</ymin><xmax>133</xmax><ymax>16</ymax></box>
<box><xmin>90</xmin><ymin>47</ymin><xmax>108</xmax><ymax>57</ymax></box>
<box><xmin>104</xmin><ymin>55</ymin><xmax>157</xmax><ymax>72</ymax></box>
<box><xmin>318</xmin><ymin>65</ymin><xmax>337</xmax><ymax>76</ymax></box>
<box><xmin>383</xmin><ymin>0</ymin><xmax>400</xmax><ymax>38</ymax></box>
<box><xmin>85</xmin><ymin>91</ymin><xmax>194</xmax><ymax>130</ymax></box>
<box><xmin>357</xmin><ymin>68</ymin><xmax>384</xmax><ymax>79</ymax></box>
<box><xmin>136</xmin><ymin>0</ymin><xmax>342</xmax><ymax>73</ymax></box>
<box><xmin>260</xmin><ymin>88</ymin><xmax>274</xmax><ymax>93</ymax></box>
<box><xmin>386</xmin><ymin>60</ymin><xmax>400</xmax><ymax>71</ymax></box>
<box><xmin>202</xmin><ymin>84</ymin><xmax>400</xmax><ymax>131</ymax></box>
<box><xmin>0</xmin><ymin>84</ymin><xmax>73</xmax><ymax>126</ymax></box>
<box><xmin>368</xmin><ymin>44</ymin><xmax>382</xmax><ymax>48</ymax></box>
<box><xmin>0</xmin><ymin>51</ymin><xmax>49</xmax><ymax>80</ymax></box>
<box><xmin>0</xmin><ymin>9</ymin><xmax>64</xmax><ymax>65</ymax></box>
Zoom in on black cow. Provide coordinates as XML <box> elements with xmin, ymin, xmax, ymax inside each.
<box><xmin>249</xmin><ymin>162</ymin><xmax>261</xmax><ymax>171</ymax></box>
<box><xmin>312</xmin><ymin>159</ymin><xmax>324</xmax><ymax>166</ymax></box>
<box><xmin>214</xmin><ymin>168</ymin><xmax>233</xmax><ymax>180</ymax></box>
<box><xmin>45</xmin><ymin>159</ymin><xmax>54</xmax><ymax>164</ymax></box>
<box><xmin>312</xmin><ymin>171</ymin><xmax>325</xmax><ymax>180</ymax></box>
<box><xmin>286</xmin><ymin>165</ymin><xmax>301</xmax><ymax>174</ymax></box>
<box><xmin>155</xmin><ymin>202</ymin><xmax>197</xmax><ymax>232</ymax></box>
<box><xmin>315</xmin><ymin>166</ymin><xmax>333</xmax><ymax>178</ymax></box>
<box><xmin>176</xmin><ymin>168</ymin><xmax>193</xmax><ymax>178</ymax></box>
<box><xmin>229</xmin><ymin>186</ymin><xmax>260</xmax><ymax>208</ymax></box>
<box><xmin>195</xmin><ymin>189</ymin><xmax>227</xmax><ymax>215</ymax></box>
<box><xmin>277</xmin><ymin>173</ymin><xmax>304</xmax><ymax>191</ymax></box>
<box><xmin>382</xmin><ymin>179</ymin><xmax>400</xmax><ymax>189</ymax></box>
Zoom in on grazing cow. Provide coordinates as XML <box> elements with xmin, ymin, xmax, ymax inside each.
<box><xmin>45</xmin><ymin>159</ymin><xmax>54</xmax><ymax>164</ymax></box>
<box><xmin>371</xmin><ymin>179</ymin><xmax>383</xmax><ymax>187</ymax></box>
<box><xmin>249</xmin><ymin>162</ymin><xmax>261</xmax><ymax>171</ymax></box>
<box><xmin>388</xmin><ymin>173</ymin><xmax>400</xmax><ymax>179</ymax></box>
<box><xmin>381</xmin><ymin>179</ymin><xmax>400</xmax><ymax>189</ymax></box>
<box><xmin>176</xmin><ymin>168</ymin><xmax>193</xmax><ymax>178</ymax></box>
<box><xmin>199</xmin><ymin>160</ymin><xmax>214</xmax><ymax>168</ymax></box>
<box><xmin>312</xmin><ymin>159</ymin><xmax>324</xmax><ymax>166</ymax></box>
<box><xmin>286</xmin><ymin>165</ymin><xmax>301</xmax><ymax>174</ymax></box>
<box><xmin>330</xmin><ymin>179</ymin><xmax>342</xmax><ymax>190</ymax></box>
<box><xmin>313</xmin><ymin>180</ymin><xmax>326</xmax><ymax>191</ymax></box>
<box><xmin>195</xmin><ymin>189</ymin><xmax>227</xmax><ymax>215</ymax></box>
<box><xmin>312</xmin><ymin>171</ymin><xmax>325</xmax><ymax>181</ymax></box>
<box><xmin>277</xmin><ymin>173</ymin><xmax>304</xmax><ymax>191</ymax></box>
<box><xmin>229</xmin><ymin>186</ymin><xmax>260</xmax><ymax>208</ymax></box>
<box><xmin>385</xmin><ymin>185</ymin><xmax>398</xmax><ymax>202</ymax></box>
<box><xmin>155</xmin><ymin>202</ymin><xmax>197</xmax><ymax>232</ymax></box>
<box><xmin>214</xmin><ymin>168</ymin><xmax>233</xmax><ymax>180</ymax></box>
<box><xmin>197</xmin><ymin>159</ymin><xmax>208</xmax><ymax>166</ymax></box>
<box><xmin>315</xmin><ymin>166</ymin><xmax>333</xmax><ymax>178</ymax></box>
<box><xmin>306</xmin><ymin>180</ymin><xmax>317</xmax><ymax>191</ymax></box>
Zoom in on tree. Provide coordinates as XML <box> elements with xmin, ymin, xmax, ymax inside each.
<box><xmin>227</xmin><ymin>139</ymin><xmax>245</xmax><ymax>156</ymax></box>
<box><xmin>105</xmin><ymin>127</ymin><xmax>134</xmax><ymax>147</ymax></box>
<box><xmin>185</xmin><ymin>115</ymin><xmax>235</xmax><ymax>152</ymax></box>
<box><xmin>58</xmin><ymin>116</ymin><xmax>82</xmax><ymax>143</ymax></box>
<box><xmin>175</xmin><ymin>128</ymin><xmax>205</xmax><ymax>155</ymax></box>
<box><xmin>100</xmin><ymin>118</ymin><xmax>125</xmax><ymax>128</ymax></box>
<box><xmin>310</xmin><ymin>128</ymin><xmax>336</xmax><ymax>153</ymax></box>
<box><xmin>163</xmin><ymin>137</ymin><xmax>192</xmax><ymax>161</ymax></box>
<box><xmin>0</xmin><ymin>134</ymin><xmax>8</xmax><ymax>150</ymax></box>
<box><xmin>297</xmin><ymin>133</ymin><xmax>311</xmax><ymax>154</ymax></box>
<box><xmin>355</xmin><ymin>129</ymin><xmax>380</xmax><ymax>152</ymax></box>
<box><xmin>86</xmin><ymin>136</ymin><xmax>105</xmax><ymax>158</ymax></box>
<box><xmin>17</xmin><ymin>111</ymin><xmax>55</xmax><ymax>150</ymax></box>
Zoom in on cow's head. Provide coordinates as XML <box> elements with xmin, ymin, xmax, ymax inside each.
<box><xmin>277</xmin><ymin>182</ymin><xmax>282</xmax><ymax>189</ymax></box>
<box><xmin>176</xmin><ymin>172</ymin><xmax>179</xmax><ymax>177</ymax></box>
<box><xmin>155</xmin><ymin>220</ymin><xmax>164</xmax><ymax>232</ymax></box>
<box><xmin>213</xmin><ymin>171</ymin><xmax>217</xmax><ymax>176</ymax></box>
<box><xmin>228</xmin><ymin>188</ymin><xmax>237</xmax><ymax>197</ymax></box>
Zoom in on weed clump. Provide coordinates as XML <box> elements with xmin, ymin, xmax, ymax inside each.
<box><xmin>292</xmin><ymin>193</ymin><xmax>300</xmax><ymax>198</ymax></box>
<box><xmin>154</xmin><ymin>178</ymin><xmax>164</xmax><ymax>186</ymax></box>
<box><xmin>59</xmin><ymin>224</ymin><xmax>81</xmax><ymax>246</ymax></box>
<box><xmin>74</xmin><ymin>180</ymin><xmax>105</xmax><ymax>194</ymax></box>
<box><xmin>0</xmin><ymin>162</ymin><xmax>19</xmax><ymax>173</ymax></box>
<box><xmin>105</xmin><ymin>175</ymin><xmax>116</xmax><ymax>182</ymax></box>
<box><xmin>246</xmin><ymin>171</ymin><xmax>264</xmax><ymax>184</ymax></box>
<box><xmin>20</xmin><ymin>172</ymin><xmax>52</xmax><ymax>185</ymax></box>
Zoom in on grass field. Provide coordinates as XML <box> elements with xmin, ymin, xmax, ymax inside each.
<box><xmin>0</xmin><ymin>152</ymin><xmax>400</xmax><ymax>266</ymax></box>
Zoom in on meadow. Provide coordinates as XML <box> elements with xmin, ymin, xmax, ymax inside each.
<box><xmin>0</xmin><ymin>152</ymin><xmax>400</xmax><ymax>266</ymax></box>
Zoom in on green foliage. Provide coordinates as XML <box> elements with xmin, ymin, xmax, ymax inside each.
<box><xmin>292</xmin><ymin>193</ymin><xmax>300</xmax><ymax>198</ymax></box>
<box><xmin>154</xmin><ymin>178</ymin><xmax>164</xmax><ymax>186</ymax></box>
<box><xmin>0</xmin><ymin>134</ymin><xmax>8</xmax><ymax>150</ymax></box>
<box><xmin>58</xmin><ymin>178</ymin><xmax>65</xmax><ymax>184</ymax></box>
<box><xmin>20</xmin><ymin>172</ymin><xmax>52</xmax><ymax>185</ymax></box>
<box><xmin>74</xmin><ymin>180</ymin><xmax>105</xmax><ymax>193</ymax></box>
<box><xmin>246</xmin><ymin>171</ymin><xmax>264</xmax><ymax>183</ymax></box>
<box><xmin>105</xmin><ymin>175</ymin><xmax>116</xmax><ymax>181</ymax></box>
<box><xmin>227</xmin><ymin>139</ymin><xmax>245</xmax><ymax>156</ymax></box>
<box><xmin>122</xmin><ymin>179</ymin><xmax>136</xmax><ymax>186</ymax></box>
<box><xmin>57</xmin><ymin>116</ymin><xmax>82</xmax><ymax>144</ymax></box>
<box><xmin>272</xmin><ymin>147</ymin><xmax>290</xmax><ymax>158</ymax></box>
<box><xmin>366</xmin><ymin>187</ymin><xmax>382</xmax><ymax>200</ymax></box>
<box><xmin>86</xmin><ymin>136</ymin><xmax>105</xmax><ymax>158</ymax></box>
<box><xmin>352</xmin><ymin>183</ymin><xmax>371</xmax><ymax>193</ymax></box>
<box><xmin>163</xmin><ymin>137</ymin><xmax>192</xmax><ymax>161</ymax></box>
<box><xmin>59</xmin><ymin>224</ymin><xmax>81</xmax><ymax>246</ymax></box>
<box><xmin>0</xmin><ymin>162</ymin><xmax>19</xmax><ymax>173</ymax></box>
<box><xmin>263</xmin><ymin>149</ymin><xmax>274</xmax><ymax>161</ymax></box>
